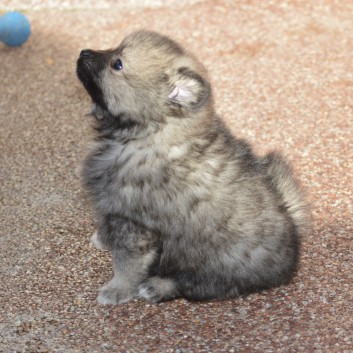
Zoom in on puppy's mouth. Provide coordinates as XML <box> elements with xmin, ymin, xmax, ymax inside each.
<box><xmin>91</xmin><ymin>104</ymin><xmax>110</xmax><ymax>120</ymax></box>
<box><xmin>76</xmin><ymin>50</ymin><xmax>108</xmax><ymax>111</ymax></box>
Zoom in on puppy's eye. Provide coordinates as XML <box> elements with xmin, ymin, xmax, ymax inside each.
<box><xmin>112</xmin><ymin>59</ymin><xmax>123</xmax><ymax>71</ymax></box>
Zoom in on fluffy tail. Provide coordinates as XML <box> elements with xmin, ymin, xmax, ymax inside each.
<box><xmin>263</xmin><ymin>152</ymin><xmax>308</xmax><ymax>235</ymax></box>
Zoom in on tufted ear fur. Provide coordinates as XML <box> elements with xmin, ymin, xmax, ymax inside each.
<box><xmin>168</xmin><ymin>67</ymin><xmax>210</xmax><ymax>110</ymax></box>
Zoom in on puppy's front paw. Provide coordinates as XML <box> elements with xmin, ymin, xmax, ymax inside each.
<box><xmin>97</xmin><ymin>286</ymin><xmax>134</xmax><ymax>305</ymax></box>
<box><xmin>91</xmin><ymin>231</ymin><xmax>109</xmax><ymax>251</ymax></box>
<box><xmin>138</xmin><ymin>277</ymin><xmax>179</xmax><ymax>303</ymax></box>
<box><xmin>97</xmin><ymin>289</ymin><xmax>119</xmax><ymax>305</ymax></box>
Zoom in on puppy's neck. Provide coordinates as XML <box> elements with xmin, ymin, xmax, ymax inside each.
<box><xmin>91</xmin><ymin>104</ymin><xmax>145</xmax><ymax>139</ymax></box>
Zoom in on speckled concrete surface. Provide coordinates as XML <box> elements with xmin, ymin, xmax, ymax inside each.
<box><xmin>0</xmin><ymin>1</ymin><xmax>352</xmax><ymax>352</ymax></box>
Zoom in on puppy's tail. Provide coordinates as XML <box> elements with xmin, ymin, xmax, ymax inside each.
<box><xmin>263</xmin><ymin>152</ymin><xmax>308</xmax><ymax>235</ymax></box>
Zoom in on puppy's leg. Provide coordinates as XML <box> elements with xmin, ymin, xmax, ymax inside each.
<box><xmin>97</xmin><ymin>248</ymin><xmax>157</xmax><ymax>304</ymax></box>
<box><xmin>138</xmin><ymin>276</ymin><xmax>180</xmax><ymax>303</ymax></box>
<box><xmin>96</xmin><ymin>218</ymin><xmax>159</xmax><ymax>305</ymax></box>
<box><xmin>90</xmin><ymin>221</ymin><xmax>118</xmax><ymax>251</ymax></box>
<box><xmin>91</xmin><ymin>230</ymin><xmax>109</xmax><ymax>251</ymax></box>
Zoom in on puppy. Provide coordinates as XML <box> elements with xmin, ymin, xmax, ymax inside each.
<box><xmin>76</xmin><ymin>30</ymin><xmax>307</xmax><ymax>304</ymax></box>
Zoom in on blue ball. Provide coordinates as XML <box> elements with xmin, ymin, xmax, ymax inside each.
<box><xmin>0</xmin><ymin>12</ymin><xmax>31</xmax><ymax>47</ymax></box>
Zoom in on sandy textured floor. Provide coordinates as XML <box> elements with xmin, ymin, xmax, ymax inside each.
<box><xmin>1</xmin><ymin>1</ymin><xmax>352</xmax><ymax>352</ymax></box>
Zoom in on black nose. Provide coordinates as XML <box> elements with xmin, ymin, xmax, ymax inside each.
<box><xmin>80</xmin><ymin>49</ymin><xmax>94</xmax><ymax>58</ymax></box>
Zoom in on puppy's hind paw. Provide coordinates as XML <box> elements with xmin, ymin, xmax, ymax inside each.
<box><xmin>138</xmin><ymin>277</ymin><xmax>179</xmax><ymax>303</ymax></box>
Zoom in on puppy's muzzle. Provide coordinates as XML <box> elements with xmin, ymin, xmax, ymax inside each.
<box><xmin>80</xmin><ymin>49</ymin><xmax>95</xmax><ymax>58</ymax></box>
<box><xmin>77</xmin><ymin>49</ymin><xmax>109</xmax><ymax>110</ymax></box>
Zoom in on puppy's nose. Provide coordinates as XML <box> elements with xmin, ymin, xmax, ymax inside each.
<box><xmin>80</xmin><ymin>49</ymin><xmax>94</xmax><ymax>58</ymax></box>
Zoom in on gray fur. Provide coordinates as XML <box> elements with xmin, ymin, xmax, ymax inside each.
<box><xmin>76</xmin><ymin>30</ymin><xmax>308</xmax><ymax>304</ymax></box>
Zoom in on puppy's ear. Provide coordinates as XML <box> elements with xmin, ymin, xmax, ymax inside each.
<box><xmin>168</xmin><ymin>67</ymin><xmax>210</xmax><ymax>110</ymax></box>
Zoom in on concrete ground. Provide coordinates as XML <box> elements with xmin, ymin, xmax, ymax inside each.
<box><xmin>0</xmin><ymin>1</ymin><xmax>352</xmax><ymax>352</ymax></box>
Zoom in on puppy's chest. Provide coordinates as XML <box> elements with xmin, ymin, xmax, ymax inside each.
<box><xmin>84</xmin><ymin>140</ymin><xmax>165</xmax><ymax>195</ymax></box>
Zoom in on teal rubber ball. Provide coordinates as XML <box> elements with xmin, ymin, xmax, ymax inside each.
<box><xmin>0</xmin><ymin>12</ymin><xmax>31</xmax><ymax>47</ymax></box>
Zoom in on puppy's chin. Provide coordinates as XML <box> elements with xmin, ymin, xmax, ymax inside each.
<box><xmin>76</xmin><ymin>59</ymin><xmax>93</xmax><ymax>87</ymax></box>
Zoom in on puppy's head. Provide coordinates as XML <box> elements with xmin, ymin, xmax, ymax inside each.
<box><xmin>76</xmin><ymin>30</ymin><xmax>211</xmax><ymax>126</ymax></box>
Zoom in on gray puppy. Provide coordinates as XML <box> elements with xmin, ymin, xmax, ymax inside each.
<box><xmin>76</xmin><ymin>30</ymin><xmax>307</xmax><ymax>304</ymax></box>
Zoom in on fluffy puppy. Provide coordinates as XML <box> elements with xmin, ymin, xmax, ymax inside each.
<box><xmin>76</xmin><ymin>30</ymin><xmax>307</xmax><ymax>304</ymax></box>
